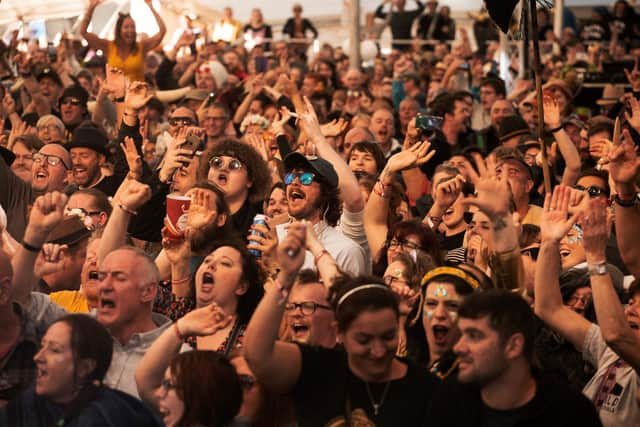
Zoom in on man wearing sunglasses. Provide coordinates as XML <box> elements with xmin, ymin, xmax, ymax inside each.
<box><xmin>155</xmin><ymin>107</ymin><xmax>198</xmax><ymax>160</ymax></box>
<box><xmin>58</xmin><ymin>85</ymin><xmax>90</xmax><ymax>142</ymax></box>
<box><xmin>0</xmin><ymin>142</ymin><xmax>71</xmax><ymax>241</ymax></box>
<box><xmin>276</xmin><ymin>152</ymin><xmax>367</xmax><ymax>275</ymax></box>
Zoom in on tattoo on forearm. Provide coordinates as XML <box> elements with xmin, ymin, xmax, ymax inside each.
<box><xmin>493</xmin><ymin>218</ymin><xmax>507</xmax><ymax>232</ymax></box>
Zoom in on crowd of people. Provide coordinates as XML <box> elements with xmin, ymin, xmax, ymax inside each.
<box><xmin>0</xmin><ymin>0</ymin><xmax>639</xmax><ymax>425</ymax></box>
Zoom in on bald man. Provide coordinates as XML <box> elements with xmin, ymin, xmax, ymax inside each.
<box><xmin>0</xmin><ymin>143</ymin><xmax>71</xmax><ymax>240</ymax></box>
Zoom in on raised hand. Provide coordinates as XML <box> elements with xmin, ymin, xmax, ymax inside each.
<box><xmin>103</xmin><ymin>65</ymin><xmax>127</xmax><ymax>100</ymax></box>
<box><xmin>608</xmin><ymin>128</ymin><xmax>639</xmax><ymax>187</ymax></box>
<box><xmin>245</xmin><ymin>133</ymin><xmax>271</xmax><ymax>161</ymax></box>
<box><xmin>28</xmin><ymin>192</ymin><xmax>68</xmax><ymax>235</ymax></box>
<box><xmin>270</xmin><ymin>107</ymin><xmax>293</xmax><ymax>136</ymax></box>
<box><xmin>624</xmin><ymin>95</ymin><xmax>640</xmax><ymax>131</ymax></box>
<box><xmin>185</xmin><ymin>188</ymin><xmax>217</xmax><ymax>231</ymax></box>
<box><xmin>320</xmin><ymin>118</ymin><xmax>349</xmax><ymax>138</ymax></box>
<box><xmin>277</xmin><ymin>221</ymin><xmax>307</xmax><ymax>279</ymax></box>
<box><xmin>433</xmin><ymin>175</ymin><xmax>465</xmax><ymax>211</ymax></box>
<box><xmin>298</xmin><ymin>97</ymin><xmax>324</xmax><ymax>141</ymax></box>
<box><xmin>120</xmin><ymin>136</ymin><xmax>142</xmax><ymax>180</ymax></box>
<box><xmin>161</xmin><ymin>228</ymin><xmax>192</xmax><ymax>264</ymax></box>
<box><xmin>581</xmin><ymin>198</ymin><xmax>609</xmax><ymax>261</ymax></box>
<box><xmin>125</xmin><ymin>81</ymin><xmax>153</xmax><ymax>111</ymax></box>
<box><xmin>384</xmin><ymin>140</ymin><xmax>435</xmax><ymax>173</ymax></box>
<box><xmin>460</xmin><ymin>161</ymin><xmax>511</xmax><ymax>221</ymax></box>
<box><xmin>247</xmin><ymin>220</ymin><xmax>278</xmax><ymax>272</ymax></box>
<box><xmin>543</xmin><ymin>95</ymin><xmax>561</xmax><ymax>129</ymax></box>
<box><xmin>539</xmin><ymin>185</ymin><xmax>578</xmax><ymax>243</ymax></box>
<box><xmin>115</xmin><ymin>179</ymin><xmax>152</xmax><ymax>211</ymax></box>
<box><xmin>177</xmin><ymin>303</ymin><xmax>234</xmax><ymax>338</ymax></box>
<box><xmin>2</xmin><ymin>92</ymin><xmax>16</xmax><ymax>115</ymax></box>
<box><xmin>34</xmin><ymin>243</ymin><xmax>67</xmax><ymax>278</ymax></box>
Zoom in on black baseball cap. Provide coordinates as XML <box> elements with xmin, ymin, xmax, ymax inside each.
<box><xmin>284</xmin><ymin>152</ymin><xmax>339</xmax><ymax>189</ymax></box>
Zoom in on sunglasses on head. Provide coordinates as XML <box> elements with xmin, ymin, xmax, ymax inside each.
<box><xmin>208</xmin><ymin>156</ymin><xmax>244</xmax><ymax>171</ymax></box>
<box><xmin>169</xmin><ymin>117</ymin><xmax>195</xmax><ymax>127</ymax></box>
<box><xmin>284</xmin><ymin>171</ymin><xmax>316</xmax><ymax>186</ymax></box>
<box><xmin>574</xmin><ymin>185</ymin><xmax>606</xmax><ymax>198</ymax></box>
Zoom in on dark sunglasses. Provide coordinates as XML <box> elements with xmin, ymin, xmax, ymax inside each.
<box><xmin>169</xmin><ymin>117</ymin><xmax>196</xmax><ymax>127</ymax></box>
<box><xmin>284</xmin><ymin>171</ymin><xmax>316</xmax><ymax>186</ymax></box>
<box><xmin>208</xmin><ymin>156</ymin><xmax>244</xmax><ymax>171</ymax></box>
<box><xmin>574</xmin><ymin>185</ymin><xmax>606</xmax><ymax>198</ymax></box>
<box><xmin>88</xmin><ymin>271</ymin><xmax>100</xmax><ymax>281</ymax></box>
<box><xmin>521</xmin><ymin>246</ymin><xmax>540</xmax><ymax>261</ymax></box>
<box><xmin>61</xmin><ymin>98</ymin><xmax>82</xmax><ymax>106</ymax></box>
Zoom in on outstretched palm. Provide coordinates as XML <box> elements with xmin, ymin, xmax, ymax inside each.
<box><xmin>386</xmin><ymin>140</ymin><xmax>435</xmax><ymax>173</ymax></box>
<box><xmin>540</xmin><ymin>185</ymin><xmax>577</xmax><ymax>243</ymax></box>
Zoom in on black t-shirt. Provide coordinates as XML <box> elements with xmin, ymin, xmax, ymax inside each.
<box><xmin>294</xmin><ymin>344</ymin><xmax>439</xmax><ymax>427</ymax></box>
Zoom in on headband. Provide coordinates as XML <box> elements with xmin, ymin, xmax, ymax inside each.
<box><xmin>336</xmin><ymin>284</ymin><xmax>390</xmax><ymax>309</ymax></box>
<box><xmin>420</xmin><ymin>267</ymin><xmax>480</xmax><ymax>290</ymax></box>
<box><xmin>409</xmin><ymin>267</ymin><xmax>480</xmax><ymax>327</ymax></box>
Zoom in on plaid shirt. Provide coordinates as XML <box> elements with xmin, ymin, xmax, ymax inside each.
<box><xmin>0</xmin><ymin>303</ymin><xmax>47</xmax><ymax>403</ymax></box>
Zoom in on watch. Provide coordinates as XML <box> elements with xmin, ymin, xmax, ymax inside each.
<box><xmin>587</xmin><ymin>261</ymin><xmax>608</xmax><ymax>276</ymax></box>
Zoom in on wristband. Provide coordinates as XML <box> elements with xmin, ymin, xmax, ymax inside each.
<box><xmin>314</xmin><ymin>249</ymin><xmax>329</xmax><ymax>263</ymax></box>
<box><xmin>548</xmin><ymin>124</ymin><xmax>563</xmax><ymax>133</ymax></box>
<box><xmin>587</xmin><ymin>261</ymin><xmax>608</xmax><ymax>276</ymax></box>
<box><xmin>173</xmin><ymin>322</ymin><xmax>185</xmax><ymax>341</ymax></box>
<box><xmin>21</xmin><ymin>240</ymin><xmax>42</xmax><ymax>253</ymax></box>
<box><xmin>118</xmin><ymin>203</ymin><xmax>138</xmax><ymax>216</ymax></box>
<box><xmin>613</xmin><ymin>193</ymin><xmax>638</xmax><ymax>208</ymax></box>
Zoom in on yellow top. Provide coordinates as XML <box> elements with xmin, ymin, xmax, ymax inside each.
<box><xmin>107</xmin><ymin>41</ymin><xmax>145</xmax><ymax>82</ymax></box>
<box><xmin>50</xmin><ymin>290</ymin><xmax>90</xmax><ymax>313</ymax></box>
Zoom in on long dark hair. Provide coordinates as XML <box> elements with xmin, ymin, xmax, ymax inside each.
<box><xmin>114</xmin><ymin>13</ymin><xmax>138</xmax><ymax>52</ymax></box>
<box><xmin>171</xmin><ymin>351</ymin><xmax>242</xmax><ymax>427</ymax></box>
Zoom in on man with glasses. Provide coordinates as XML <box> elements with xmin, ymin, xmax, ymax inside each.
<box><xmin>0</xmin><ymin>142</ymin><xmax>71</xmax><ymax>240</ymax></box>
<box><xmin>284</xmin><ymin>269</ymin><xmax>336</xmax><ymax>348</ymax></box>
<box><xmin>58</xmin><ymin>85</ymin><xmax>90</xmax><ymax>142</ymax></box>
<box><xmin>276</xmin><ymin>152</ymin><xmax>367</xmax><ymax>275</ymax></box>
<box><xmin>65</xmin><ymin>188</ymin><xmax>112</xmax><ymax>232</ymax></box>
<box><xmin>155</xmin><ymin>107</ymin><xmax>198</xmax><ymax>160</ymax></box>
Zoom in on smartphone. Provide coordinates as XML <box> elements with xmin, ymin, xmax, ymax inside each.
<box><xmin>415</xmin><ymin>113</ymin><xmax>443</xmax><ymax>139</ymax></box>
<box><xmin>182</xmin><ymin>134</ymin><xmax>201</xmax><ymax>155</ymax></box>
<box><xmin>255</xmin><ymin>56</ymin><xmax>268</xmax><ymax>73</ymax></box>
<box><xmin>47</xmin><ymin>43</ymin><xmax>57</xmax><ymax>63</ymax></box>
<box><xmin>458</xmin><ymin>62</ymin><xmax>470</xmax><ymax>71</ymax></box>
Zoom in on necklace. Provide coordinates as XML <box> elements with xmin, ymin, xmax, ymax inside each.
<box><xmin>364</xmin><ymin>381</ymin><xmax>392</xmax><ymax>416</ymax></box>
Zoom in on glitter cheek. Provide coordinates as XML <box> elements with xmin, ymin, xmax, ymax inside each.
<box><xmin>426</xmin><ymin>310</ymin><xmax>434</xmax><ymax>319</ymax></box>
<box><xmin>448</xmin><ymin>311</ymin><xmax>458</xmax><ymax>323</ymax></box>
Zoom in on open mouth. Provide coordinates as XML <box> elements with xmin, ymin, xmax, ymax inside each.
<box><xmin>216</xmin><ymin>173</ymin><xmax>228</xmax><ymax>186</ymax></box>
<box><xmin>289</xmin><ymin>189</ymin><xmax>305</xmax><ymax>201</ymax></box>
<box><xmin>432</xmin><ymin>325</ymin><xmax>450</xmax><ymax>344</ymax></box>
<box><xmin>291</xmin><ymin>323</ymin><xmax>310</xmax><ymax>337</ymax></box>
<box><xmin>202</xmin><ymin>272</ymin><xmax>214</xmax><ymax>284</ymax></box>
<box><xmin>99</xmin><ymin>297</ymin><xmax>116</xmax><ymax>309</ymax></box>
<box><xmin>35</xmin><ymin>171</ymin><xmax>47</xmax><ymax>179</ymax></box>
<box><xmin>559</xmin><ymin>249</ymin><xmax>570</xmax><ymax>258</ymax></box>
<box><xmin>37</xmin><ymin>367</ymin><xmax>48</xmax><ymax>380</ymax></box>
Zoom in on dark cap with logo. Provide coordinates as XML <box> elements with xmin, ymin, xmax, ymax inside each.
<box><xmin>284</xmin><ymin>152</ymin><xmax>339</xmax><ymax>189</ymax></box>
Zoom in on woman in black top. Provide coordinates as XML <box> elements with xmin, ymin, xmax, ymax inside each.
<box><xmin>244</xmin><ymin>222</ymin><xmax>439</xmax><ymax>426</ymax></box>
<box><xmin>1</xmin><ymin>314</ymin><xmax>161</xmax><ymax>426</ymax></box>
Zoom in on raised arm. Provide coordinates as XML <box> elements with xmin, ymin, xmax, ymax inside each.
<box><xmin>582</xmin><ymin>198</ymin><xmax>640</xmax><ymax>372</ymax></box>
<box><xmin>460</xmin><ymin>160</ymin><xmax>522</xmax><ymax>290</ymax></box>
<box><xmin>140</xmin><ymin>0</ymin><xmax>167</xmax><ymax>52</ymax></box>
<box><xmin>11</xmin><ymin>192</ymin><xmax>67</xmax><ymax>307</ymax></box>
<box><xmin>135</xmin><ymin>304</ymin><xmax>233</xmax><ymax>406</ymax></box>
<box><xmin>543</xmin><ymin>96</ymin><xmax>581</xmax><ymax>185</ymax></box>
<box><xmin>365</xmin><ymin>141</ymin><xmax>435</xmax><ymax>260</ymax></box>
<box><xmin>298</xmin><ymin>96</ymin><xmax>364</xmax><ymax>213</ymax></box>
<box><xmin>608</xmin><ymin>129</ymin><xmax>640</xmax><ymax>277</ymax></box>
<box><xmin>98</xmin><ymin>179</ymin><xmax>151</xmax><ymax>264</ymax></box>
<box><xmin>79</xmin><ymin>0</ymin><xmax>110</xmax><ymax>53</ymax></box>
<box><xmin>244</xmin><ymin>222</ymin><xmax>307</xmax><ymax>393</ymax></box>
<box><xmin>533</xmin><ymin>185</ymin><xmax>592</xmax><ymax>349</ymax></box>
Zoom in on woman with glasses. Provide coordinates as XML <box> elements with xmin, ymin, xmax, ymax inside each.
<box><xmin>364</xmin><ymin>141</ymin><xmax>442</xmax><ymax>276</ymax></box>
<box><xmin>199</xmin><ymin>139</ymin><xmax>271</xmax><ymax>237</ymax></box>
<box><xmin>135</xmin><ymin>304</ymin><xmax>243</xmax><ymax>427</ymax></box>
<box><xmin>244</xmin><ymin>224</ymin><xmax>439</xmax><ymax>426</ymax></box>
<box><xmin>36</xmin><ymin>115</ymin><xmax>65</xmax><ymax>144</ymax></box>
<box><xmin>2</xmin><ymin>314</ymin><xmax>161</xmax><ymax>426</ymax></box>
<box><xmin>80</xmin><ymin>0</ymin><xmax>166</xmax><ymax>82</ymax></box>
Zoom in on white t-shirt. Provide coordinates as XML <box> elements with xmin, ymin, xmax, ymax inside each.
<box><xmin>582</xmin><ymin>323</ymin><xmax>640</xmax><ymax>427</ymax></box>
<box><xmin>276</xmin><ymin>220</ymin><xmax>368</xmax><ymax>276</ymax></box>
